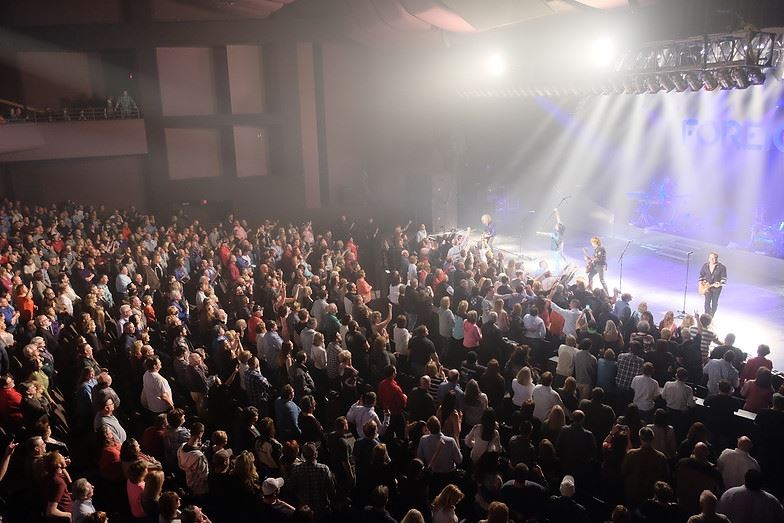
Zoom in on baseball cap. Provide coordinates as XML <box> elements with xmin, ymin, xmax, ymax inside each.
<box><xmin>262</xmin><ymin>477</ymin><xmax>285</xmax><ymax>496</ymax></box>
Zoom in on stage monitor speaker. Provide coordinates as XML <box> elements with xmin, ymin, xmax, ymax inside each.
<box><xmin>431</xmin><ymin>172</ymin><xmax>458</xmax><ymax>233</ymax></box>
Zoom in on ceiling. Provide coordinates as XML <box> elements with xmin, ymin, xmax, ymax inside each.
<box><xmin>170</xmin><ymin>0</ymin><xmax>651</xmax><ymax>44</ymax></box>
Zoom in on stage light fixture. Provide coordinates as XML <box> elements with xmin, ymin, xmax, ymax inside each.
<box><xmin>716</xmin><ymin>69</ymin><xmax>733</xmax><ymax>89</ymax></box>
<box><xmin>702</xmin><ymin>71</ymin><xmax>720</xmax><ymax>91</ymax></box>
<box><xmin>748</xmin><ymin>67</ymin><xmax>766</xmax><ymax>85</ymax></box>
<box><xmin>486</xmin><ymin>53</ymin><xmax>506</xmax><ymax>76</ymax></box>
<box><xmin>643</xmin><ymin>76</ymin><xmax>661</xmax><ymax>94</ymax></box>
<box><xmin>591</xmin><ymin>37</ymin><xmax>616</xmax><ymax>68</ymax></box>
<box><xmin>671</xmin><ymin>73</ymin><xmax>688</xmax><ymax>92</ymax></box>
<box><xmin>658</xmin><ymin>74</ymin><xmax>676</xmax><ymax>92</ymax></box>
<box><xmin>685</xmin><ymin>72</ymin><xmax>702</xmax><ymax>91</ymax></box>
<box><xmin>731</xmin><ymin>67</ymin><xmax>749</xmax><ymax>89</ymax></box>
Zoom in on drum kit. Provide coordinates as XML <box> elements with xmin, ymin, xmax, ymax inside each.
<box><xmin>626</xmin><ymin>191</ymin><xmax>689</xmax><ymax>231</ymax></box>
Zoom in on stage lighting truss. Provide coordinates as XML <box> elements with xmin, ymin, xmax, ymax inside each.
<box><xmin>599</xmin><ymin>31</ymin><xmax>782</xmax><ymax>95</ymax></box>
<box><xmin>454</xmin><ymin>32</ymin><xmax>784</xmax><ymax>99</ymax></box>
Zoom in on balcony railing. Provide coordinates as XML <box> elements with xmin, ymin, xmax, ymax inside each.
<box><xmin>4</xmin><ymin>106</ymin><xmax>141</xmax><ymax>123</ymax></box>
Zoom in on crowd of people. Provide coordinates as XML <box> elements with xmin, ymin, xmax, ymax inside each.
<box><xmin>1</xmin><ymin>90</ymin><xmax>139</xmax><ymax>124</ymax></box>
<box><xmin>0</xmin><ymin>199</ymin><xmax>782</xmax><ymax>523</ymax></box>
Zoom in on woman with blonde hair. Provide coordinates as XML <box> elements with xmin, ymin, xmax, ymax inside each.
<box><xmin>511</xmin><ymin>366</ymin><xmax>534</xmax><ymax>407</ymax></box>
<box><xmin>603</xmin><ymin>320</ymin><xmax>624</xmax><ymax>352</ymax></box>
<box><xmin>658</xmin><ymin>311</ymin><xmax>676</xmax><ymax>334</ymax></box>
<box><xmin>432</xmin><ymin>484</ymin><xmax>464</xmax><ymax>523</ymax></box>
<box><xmin>542</xmin><ymin>405</ymin><xmax>566</xmax><ymax>442</ymax></box>
<box><xmin>140</xmin><ymin>469</ymin><xmax>164</xmax><ymax>520</ymax></box>
<box><xmin>493</xmin><ymin>299</ymin><xmax>510</xmax><ymax>334</ymax></box>
<box><xmin>233</xmin><ymin>450</ymin><xmax>261</xmax><ymax>495</ymax></box>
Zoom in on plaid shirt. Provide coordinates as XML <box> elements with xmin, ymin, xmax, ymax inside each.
<box><xmin>615</xmin><ymin>353</ymin><xmax>644</xmax><ymax>390</ymax></box>
<box><xmin>244</xmin><ymin>368</ymin><xmax>271</xmax><ymax>408</ymax></box>
<box><xmin>290</xmin><ymin>460</ymin><xmax>335</xmax><ymax>512</ymax></box>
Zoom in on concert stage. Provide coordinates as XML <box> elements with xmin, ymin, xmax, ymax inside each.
<box><xmin>491</xmin><ymin>228</ymin><xmax>784</xmax><ymax>368</ymax></box>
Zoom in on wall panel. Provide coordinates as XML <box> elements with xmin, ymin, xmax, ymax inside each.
<box><xmin>157</xmin><ymin>47</ymin><xmax>217</xmax><ymax>116</ymax></box>
<box><xmin>227</xmin><ymin>45</ymin><xmax>266</xmax><ymax>114</ymax></box>
<box><xmin>164</xmin><ymin>128</ymin><xmax>222</xmax><ymax>180</ymax></box>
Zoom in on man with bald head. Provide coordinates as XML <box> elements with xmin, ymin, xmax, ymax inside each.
<box><xmin>717</xmin><ymin>436</ymin><xmax>759</xmax><ymax>489</ymax></box>
<box><xmin>675</xmin><ymin>442</ymin><xmax>723</xmax><ymax>516</ymax></box>
<box><xmin>436</xmin><ymin>368</ymin><xmax>464</xmax><ymax>409</ymax></box>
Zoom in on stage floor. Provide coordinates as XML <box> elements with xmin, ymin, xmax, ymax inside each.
<box><xmin>490</xmin><ymin>233</ymin><xmax>784</xmax><ymax>368</ymax></box>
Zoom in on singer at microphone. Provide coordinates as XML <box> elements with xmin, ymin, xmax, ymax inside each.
<box><xmin>536</xmin><ymin>207</ymin><xmax>567</xmax><ymax>272</ymax></box>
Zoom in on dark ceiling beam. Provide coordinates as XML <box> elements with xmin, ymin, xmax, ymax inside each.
<box><xmin>6</xmin><ymin>18</ymin><xmax>348</xmax><ymax>52</ymax></box>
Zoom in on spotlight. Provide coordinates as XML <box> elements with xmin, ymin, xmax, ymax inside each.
<box><xmin>591</xmin><ymin>37</ymin><xmax>616</xmax><ymax>68</ymax></box>
<box><xmin>658</xmin><ymin>74</ymin><xmax>676</xmax><ymax>92</ymax></box>
<box><xmin>702</xmin><ymin>71</ymin><xmax>720</xmax><ymax>91</ymax></box>
<box><xmin>486</xmin><ymin>53</ymin><xmax>506</xmax><ymax>76</ymax></box>
<box><xmin>643</xmin><ymin>76</ymin><xmax>661</xmax><ymax>94</ymax></box>
<box><xmin>623</xmin><ymin>76</ymin><xmax>639</xmax><ymax>94</ymax></box>
<box><xmin>731</xmin><ymin>67</ymin><xmax>749</xmax><ymax>89</ymax></box>
<box><xmin>685</xmin><ymin>72</ymin><xmax>702</xmax><ymax>91</ymax></box>
<box><xmin>748</xmin><ymin>67</ymin><xmax>766</xmax><ymax>85</ymax></box>
<box><xmin>716</xmin><ymin>69</ymin><xmax>733</xmax><ymax>90</ymax></box>
<box><xmin>671</xmin><ymin>73</ymin><xmax>688</xmax><ymax>92</ymax></box>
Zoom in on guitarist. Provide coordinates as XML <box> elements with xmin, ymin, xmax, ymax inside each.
<box><xmin>699</xmin><ymin>252</ymin><xmax>727</xmax><ymax>317</ymax></box>
<box><xmin>584</xmin><ymin>236</ymin><xmax>608</xmax><ymax>293</ymax></box>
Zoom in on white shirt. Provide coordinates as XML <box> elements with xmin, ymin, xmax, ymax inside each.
<box><xmin>310</xmin><ymin>299</ymin><xmax>329</xmax><ymax>325</ymax></box>
<box><xmin>661</xmin><ymin>380</ymin><xmax>696</xmax><ymax>411</ymax></box>
<box><xmin>388</xmin><ymin>285</ymin><xmax>400</xmax><ymax>305</ymax></box>
<box><xmin>511</xmin><ymin>379</ymin><xmax>535</xmax><ymax>407</ymax></box>
<box><xmin>56</xmin><ymin>294</ymin><xmax>74</xmax><ymax>316</ymax></box>
<box><xmin>548</xmin><ymin>302</ymin><xmax>582</xmax><ymax>337</ymax></box>
<box><xmin>556</xmin><ymin>344</ymin><xmax>577</xmax><ymax>377</ymax></box>
<box><xmin>393</xmin><ymin>326</ymin><xmax>411</xmax><ymax>356</ymax></box>
<box><xmin>311</xmin><ymin>344</ymin><xmax>327</xmax><ymax>371</ymax></box>
<box><xmin>631</xmin><ymin>375</ymin><xmax>660</xmax><ymax>411</ymax></box>
<box><xmin>464</xmin><ymin>425</ymin><xmax>501</xmax><ymax>463</ymax></box>
<box><xmin>346</xmin><ymin>403</ymin><xmax>388</xmax><ymax>435</ymax></box>
<box><xmin>142</xmin><ymin>370</ymin><xmax>173</xmax><ymax>414</ymax></box>
<box><xmin>532</xmin><ymin>384</ymin><xmax>563</xmax><ymax>421</ymax></box>
<box><xmin>717</xmin><ymin>448</ymin><xmax>760</xmax><ymax>489</ymax></box>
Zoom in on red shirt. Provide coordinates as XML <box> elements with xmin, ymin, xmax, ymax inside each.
<box><xmin>740</xmin><ymin>356</ymin><xmax>773</xmax><ymax>384</ymax></box>
<box><xmin>377</xmin><ymin>377</ymin><xmax>407</xmax><ymax>415</ymax></box>
<box><xmin>15</xmin><ymin>295</ymin><xmax>35</xmax><ymax>323</ymax></box>
<box><xmin>99</xmin><ymin>444</ymin><xmax>123</xmax><ymax>482</ymax></box>
<box><xmin>141</xmin><ymin>427</ymin><xmax>166</xmax><ymax>460</ymax></box>
<box><xmin>45</xmin><ymin>473</ymin><xmax>72</xmax><ymax>515</ymax></box>
<box><xmin>548</xmin><ymin>309</ymin><xmax>565</xmax><ymax>337</ymax></box>
<box><xmin>248</xmin><ymin>315</ymin><xmax>263</xmax><ymax>344</ymax></box>
<box><xmin>0</xmin><ymin>387</ymin><xmax>23</xmax><ymax>426</ymax></box>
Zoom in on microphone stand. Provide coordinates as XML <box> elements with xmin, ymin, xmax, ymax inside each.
<box><xmin>548</xmin><ymin>196</ymin><xmax>571</xmax><ymax>219</ymax></box>
<box><xmin>520</xmin><ymin>210</ymin><xmax>536</xmax><ymax>255</ymax></box>
<box><xmin>617</xmin><ymin>240</ymin><xmax>632</xmax><ymax>293</ymax></box>
<box><xmin>676</xmin><ymin>251</ymin><xmax>694</xmax><ymax>319</ymax></box>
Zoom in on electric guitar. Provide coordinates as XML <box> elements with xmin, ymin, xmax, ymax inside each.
<box><xmin>583</xmin><ymin>248</ymin><xmax>597</xmax><ymax>273</ymax></box>
<box><xmin>698</xmin><ymin>281</ymin><xmax>724</xmax><ymax>296</ymax></box>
